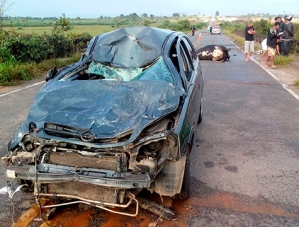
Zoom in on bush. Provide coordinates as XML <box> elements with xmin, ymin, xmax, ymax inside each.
<box><xmin>1</xmin><ymin>31</ymin><xmax>77</xmax><ymax>63</ymax></box>
<box><xmin>158</xmin><ymin>19</ymin><xmax>191</xmax><ymax>31</ymax></box>
<box><xmin>274</xmin><ymin>55</ymin><xmax>294</xmax><ymax>67</ymax></box>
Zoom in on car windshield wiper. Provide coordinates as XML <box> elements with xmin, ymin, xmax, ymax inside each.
<box><xmin>44</xmin><ymin>122</ymin><xmax>96</xmax><ymax>142</ymax></box>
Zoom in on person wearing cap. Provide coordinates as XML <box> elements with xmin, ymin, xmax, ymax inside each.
<box><xmin>274</xmin><ymin>16</ymin><xmax>285</xmax><ymax>54</ymax></box>
<box><xmin>244</xmin><ymin>21</ymin><xmax>256</xmax><ymax>61</ymax></box>
<box><xmin>281</xmin><ymin>15</ymin><xmax>294</xmax><ymax>56</ymax></box>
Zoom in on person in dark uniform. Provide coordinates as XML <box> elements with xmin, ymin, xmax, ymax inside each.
<box><xmin>281</xmin><ymin>15</ymin><xmax>294</xmax><ymax>56</ymax></box>
<box><xmin>275</xmin><ymin>16</ymin><xmax>285</xmax><ymax>54</ymax></box>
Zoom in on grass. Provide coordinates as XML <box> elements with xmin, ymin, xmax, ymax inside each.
<box><xmin>222</xmin><ymin>30</ymin><xmax>244</xmax><ymax>47</ymax></box>
<box><xmin>0</xmin><ymin>53</ymin><xmax>82</xmax><ymax>86</ymax></box>
<box><xmin>273</xmin><ymin>55</ymin><xmax>294</xmax><ymax>67</ymax></box>
<box><xmin>4</xmin><ymin>25</ymin><xmax>116</xmax><ymax>36</ymax></box>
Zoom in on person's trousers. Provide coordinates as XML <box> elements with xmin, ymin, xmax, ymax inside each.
<box><xmin>281</xmin><ymin>39</ymin><xmax>293</xmax><ymax>56</ymax></box>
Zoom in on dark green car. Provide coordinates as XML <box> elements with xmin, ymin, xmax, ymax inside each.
<box><xmin>2</xmin><ymin>26</ymin><xmax>204</xmax><ymax>219</ymax></box>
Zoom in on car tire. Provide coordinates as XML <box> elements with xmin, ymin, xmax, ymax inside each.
<box><xmin>17</xmin><ymin>179</ymin><xmax>34</xmax><ymax>193</ymax></box>
<box><xmin>197</xmin><ymin>102</ymin><xmax>203</xmax><ymax>124</ymax></box>
<box><xmin>171</xmin><ymin>150</ymin><xmax>191</xmax><ymax>201</ymax></box>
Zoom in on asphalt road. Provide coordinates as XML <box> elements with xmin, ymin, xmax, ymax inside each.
<box><xmin>1</xmin><ymin>31</ymin><xmax>299</xmax><ymax>227</ymax></box>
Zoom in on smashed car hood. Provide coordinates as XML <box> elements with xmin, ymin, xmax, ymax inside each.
<box><xmin>89</xmin><ymin>26</ymin><xmax>173</xmax><ymax>68</ymax></box>
<box><xmin>10</xmin><ymin>80</ymin><xmax>181</xmax><ymax>148</ymax></box>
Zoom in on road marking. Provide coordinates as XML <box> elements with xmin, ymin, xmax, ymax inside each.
<box><xmin>226</xmin><ymin>37</ymin><xmax>299</xmax><ymax>101</ymax></box>
<box><xmin>0</xmin><ymin>81</ymin><xmax>45</xmax><ymax>98</ymax></box>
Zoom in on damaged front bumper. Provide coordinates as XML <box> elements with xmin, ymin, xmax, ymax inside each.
<box><xmin>1</xmin><ymin>122</ymin><xmax>180</xmax><ymax>219</ymax></box>
<box><xmin>5</xmin><ymin>163</ymin><xmax>151</xmax><ymax>188</ymax></box>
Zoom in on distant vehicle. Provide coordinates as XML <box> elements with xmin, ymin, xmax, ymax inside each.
<box><xmin>211</xmin><ymin>26</ymin><xmax>221</xmax><ymax>34</ymax></box>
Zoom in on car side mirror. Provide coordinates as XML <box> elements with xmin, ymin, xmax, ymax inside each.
<box><xmin>46</xmin><ymin>66</ymin><xmax>58</xmax><ymax>82</ymax></box>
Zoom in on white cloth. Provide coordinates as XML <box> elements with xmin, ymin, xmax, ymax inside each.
<box><xmin>261</xmin><ymin>39</ymin><xmax>267</xmax><ymax>51</ymax></box>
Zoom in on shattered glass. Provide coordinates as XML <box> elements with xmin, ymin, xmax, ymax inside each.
<box><xmin>87</xmin><ymin>57</ymin><xmax>173</xmax><ymax>83</ymax></box>
<box><xmin>87</xmin><ymin>61</ymin><xmax>142</xmax><ymax>81</ymax></box>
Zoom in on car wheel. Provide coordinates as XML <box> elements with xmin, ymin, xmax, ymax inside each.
<box><xmin>171</xmin><ymin>150</ymin><xmax>191</xmax><ymax>200</ymax></box>
<box><xmin>197</xmin><ymin>102</ymin><xmax>203</xmax><ymax>124</ymax></box>
<box><xmin>17</xmin><ymin>179</ymin><xmax>34</xmax><ymax>193</ymax></box>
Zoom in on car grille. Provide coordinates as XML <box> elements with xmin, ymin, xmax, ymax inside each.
<box><xmin>49</xmin><ymin>152</ymin><xmax>128</xmax><ymax>172</ymax></box>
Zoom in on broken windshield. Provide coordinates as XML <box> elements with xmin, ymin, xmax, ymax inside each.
<box><xmin>87</xmin><ymin>57</ymin><xmax>173</xmax><ymax>83</ymax></box>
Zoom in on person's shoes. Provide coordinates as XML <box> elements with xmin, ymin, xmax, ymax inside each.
<box><xmin>245</xmin><ymin>59</ymin><xmax>250</xmax><ymax>62</ymax></box>
<box><xmin>270</xmin><ymin>65</ymin><xmax>276</xmax><ymax>69</ymax></box>
<box><xmin>263</xmin><ymin>65</ymin><xmax>268</xmax><ymax>68</ymax></box>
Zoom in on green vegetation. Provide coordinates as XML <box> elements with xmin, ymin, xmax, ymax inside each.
<box><xmin>273</xmin><ymin>55</ymin><xmax>294</xmax><ymax>67</ymax></box>
<box><xmin>0</xmin><ymin>13</ymin><xmax>199</xmax><ymax>86</ymax></box>
<box><xmin>0</xmin><ymin>14</ymin><xmax>90</xmax><ymax>86</ymax></box>
<box><xmin>222</xmin><ymin>30</ymin><xmax>244</xmax><ymax>47</ymax></box>
<box><xmin>4</xmin><ymin>25</ymin><xmax>115</xmax><ymax>36</ymax></box>
<box><xmin>0</xmin><ymin>53</ymin><xmax>81</xmax><ymax>85</ymax></box>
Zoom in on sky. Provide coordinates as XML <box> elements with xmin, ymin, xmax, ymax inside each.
<box><xmin>3</xmin><ymin>0</ymin><xmax>299</xmax><ymax>18</ymax></box>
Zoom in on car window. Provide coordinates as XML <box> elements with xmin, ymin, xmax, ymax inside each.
<box><xmin>85</xmin><ymin>57</ymin><xmax>174</xmax><ymax>83</ymax></box>
<box><xmin>179</xmin><ymin>41</ymin><xmax>193</xmax><ymax>82</ymax></box>
<box><xmin>182</xmin><ymin>37</ymin><xmax>197</xmax><ymax>64</ymax></box>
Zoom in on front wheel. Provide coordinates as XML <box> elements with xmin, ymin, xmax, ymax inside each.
<box><xmin>197</xmin><ymin>101</ymin><xmax>203</xmax><ymax>124</ymax></box>
<box><xmin>171</xmin><ymin>150</ymin><xmax>190</xmax><ymax>200</ymax></box>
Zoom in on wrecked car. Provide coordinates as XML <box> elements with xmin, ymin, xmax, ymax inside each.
<box><xmin>1</xmin><ymin>26</ymin><xmax>204</xmax><ymax>219</ymax></box>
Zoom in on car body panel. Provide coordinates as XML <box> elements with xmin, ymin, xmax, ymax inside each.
<box><xmin>10</xmin><ymin>79</ymin><xmax>181</xmax><ymax>149</ymax></box>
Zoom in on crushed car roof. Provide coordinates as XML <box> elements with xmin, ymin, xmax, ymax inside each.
<box><xmin>88</xmin><ymin>26</ymin><xmax>174</xmax><ymax>68</ymax></box>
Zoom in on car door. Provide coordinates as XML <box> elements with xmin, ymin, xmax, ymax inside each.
<box><xmin>174</xmin><ymin>35</ymin><xmax>202</xmax><ymax>154</ymax></box>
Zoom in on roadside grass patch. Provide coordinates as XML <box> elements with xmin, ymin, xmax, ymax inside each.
<box><xmin>274</xmin><ymin>55</ymin><xmax>294</xmax><ymax>67</ymax></box>
<box><xmin>0</xmin><ymin>53</ymin><xmax>82</xmax><ymax>86</ymax></box>
<box><xmin>38</xmin><ymin>53</ymin><xmax>82</xmax><ymax>71</ymax></box>
<box><xmin>294</xmin><ymin>79</ymin><xmax>299</xmax><ymax>86</ymax></box>
<box><xmin>4</xmin><ymin>25</ymin><xmax>115</xmax><ymax>36</ymax></box>
<box><xmin>223</xmin><ymin>30</ymin><xmax>244</xmax><ymax>47</ymax></box>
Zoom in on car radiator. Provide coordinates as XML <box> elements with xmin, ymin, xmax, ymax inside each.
<box><xmin>49</xmin><ymin>152</ymin><xmax>128</xmax><ymax>172</ymax></box>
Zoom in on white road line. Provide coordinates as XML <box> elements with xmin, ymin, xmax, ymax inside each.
<box><xmin>226</xmin><ymin>36</ymin><xmax>299</xmax><ymax>101</ymax></box>
<box><xmin>0</xmin><ymin>81</ymin><xmax>45</xmax><ymax>98</ymax></box>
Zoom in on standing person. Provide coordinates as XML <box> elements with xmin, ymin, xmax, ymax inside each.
<box><xmin>275</xmin><ymin>16</ymin><xmax>285</xmax><ymax>54</ymax></box>
<box><xmin>275</xmin><ymin>16</ymin><xmax>285</xmax><ymax>35</ymax></box>
<box><xmin>191</xmin><ymin>25</ymin><xmax>196</xmax><ymax>36</ymax></box>
<box><xmin>264</xmin><ymin>22</ymin><xmax>280</xmax><ymax>68</ymax></box>
<box><xmin>244</xmin><ymin>21</ymin><xmax>256</xmax><ymax>61</ymax></box>
<box><xmin>281</xmin><ymin>15</ymin><xmax>294</xmax><ymax>56</ymax></box>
